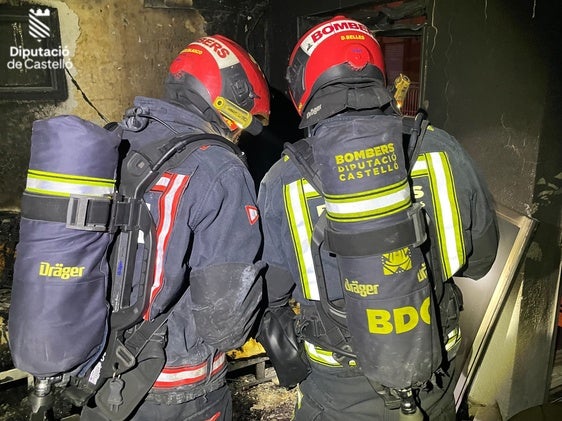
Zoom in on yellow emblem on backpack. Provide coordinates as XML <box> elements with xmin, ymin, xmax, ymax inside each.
<box><xmin>382</xmin><ymin>247</ymin><xmax>412</xmax><ymax>275</ymax></box>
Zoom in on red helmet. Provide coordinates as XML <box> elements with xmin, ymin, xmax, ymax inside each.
<box><xmin>287</xmin><ymin>16</ymin><xmax>388</xmax><ymax>125</ymax></box>
<box><xmin>167</xmin><ymin>35</ymin><xmax>270</xmax><ymax>134</ymax></box>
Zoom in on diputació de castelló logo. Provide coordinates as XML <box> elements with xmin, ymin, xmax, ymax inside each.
<box><xmin>6</xmin><ymin>8</ymin><xmax>73</xmax><ymax>71</ymax></box>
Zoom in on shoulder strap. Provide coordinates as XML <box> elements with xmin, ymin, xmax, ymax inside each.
<box><xmin>117</xmin><ymin>132</ymin><xmax>245</xmax><ymax>201</ymax></box>
<box><xmin>282</xmin><ymin>140</ymin><xmax>356</xmax><ymax>360</ymax></box>
<box><xmin>283</xmin><ymin>139</ymin><xmax>324</xmax><ymax>194</ymax></box>
<box><xmin>403</xmin><ymin>112</ymin><xmax>429</xmax><ymax>173</ymax></box>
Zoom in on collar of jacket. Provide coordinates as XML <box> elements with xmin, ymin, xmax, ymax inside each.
<box><xmin>128</xmin><ymin>96</ymin><xmax>230</xmax><ymax>139</ymax></box>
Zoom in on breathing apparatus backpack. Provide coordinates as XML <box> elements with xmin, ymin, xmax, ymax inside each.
<box><xmin>283</xmin><ymin>111</ymin><xmax>442</xmax><ymax>416</ymax></box>
<box><xmin>8</xmin><ymin>112</ymin><xmax>244</xmax><ymax>421</ymax></box>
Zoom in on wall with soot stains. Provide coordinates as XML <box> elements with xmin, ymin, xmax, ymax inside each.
<box><xmin>0</xmin><ymin>0</ymin><xmax>206</xmax><ymax>210</ymax></box>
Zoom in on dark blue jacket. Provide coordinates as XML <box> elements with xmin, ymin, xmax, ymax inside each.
<box><xmin>124</xmin><ymin>97</ymin><xmax>263</xmax><ymax>403</ymax></box>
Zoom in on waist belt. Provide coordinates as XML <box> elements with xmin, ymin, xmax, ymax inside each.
<box><xmin>21</xmin><ymin>191</ymin><xmax>112</xmax><ymax>231</ymax></box>
<box><xmin>152</xmin><ymin>352</ymin><xmax>226</xmax><ymax>389</ymax></box>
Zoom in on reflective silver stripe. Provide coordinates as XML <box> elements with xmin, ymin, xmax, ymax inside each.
<box><xmin>153</xmin><ymin>352</ymin><xmax>226</xmax><ymax>388</ymax></box>
<box><xmin>324</xmin><ymin>183</ymin><xmax>411</xmax><ymax>218</ymax></box>
<box><xmin>284</xmin><ymin>180</ymin><xmax>320</xmax><ymax>300</ymax></box>
<box><xmin>411</xmin><ymin>156</ymin><xmax>427</xmax><ymax>173</ymax></box>
<box><xmin>445</xmin><ymin>326</ymin><xmax>461</xmax><ymax>352</ymax></box>
<box><xmin>425</xmin><ymin>153</ymin><xmax>464</xmax><ymax>277</ymax></box>
<box><xmin>26</xmin><ymin>179</ymin><xmax>113</xmax><ymax>197</ymax></box>
<box><xmin>26</xmin><ymin>170</ymin><xmax>115</xmax><ymax>197</ymax></box>
<box><xmin>412</xmin><ymin>153</ymin><xmax>465</xmax><ymax>278</ymax></box>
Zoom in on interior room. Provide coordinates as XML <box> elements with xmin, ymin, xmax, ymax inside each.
<box><xmin>0</xmin><ymin>1</ymin><xmax>560</xmax><ymax>420</ymax></box>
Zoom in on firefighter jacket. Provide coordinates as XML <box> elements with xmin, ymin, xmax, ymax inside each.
<box><xmin>257</xmin><ymin>113</ymin><xmax>499</xmax><ymax>368</ymax></box>
<box><xmin>123</xmin><ymin>97</ymin><xmax>263</xmax><ymax>403</ymax></box>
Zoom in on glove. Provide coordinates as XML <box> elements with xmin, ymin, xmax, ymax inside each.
<box><xmin>256</xmin><ymin>305</ymin><xmax>310</xmax><ymax>388</ymax></box>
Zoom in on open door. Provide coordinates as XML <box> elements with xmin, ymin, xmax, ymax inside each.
<box><xmin>453</xmin><ymin>204</ymin><xmax>537</xmax><ymax>410</ymax></box>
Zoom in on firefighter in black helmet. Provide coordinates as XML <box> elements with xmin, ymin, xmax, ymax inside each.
<box><xmin>257</xmin><ymin>15</ymin><xmax>498</xmax><ymax>421</ymax></box>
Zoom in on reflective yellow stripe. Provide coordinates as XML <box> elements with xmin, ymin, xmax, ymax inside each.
<box><xmin>445</xmin><ymin>326</ymin><xmax>461</xmax><ymax>352</ymax></box>
<box><xmin>304</xmin><ymin>341</ymin><xmax>341</xmax><ymax>367</ymax></box>
<box><xmin>28</xmin><ymin>169</ymin><xmax>115</xmax><ymax>185</ymax></box>
<box><xmin>26</xmin><ymin>169</ymin><xmax>115</xmax><ymax>197</ymax></box>
<box><xmin>284</xmin><ymin>179</ymin><xmax>321</xmax><ymax>300</ymax></box>
<box><xmin>411</xmin><ymin>153</ymin><xmax>465</xmax><ymax>278</ymax></box>
<box><xmin>324</xmin><ymin>178</ymin><xmax>412</xmax><ymax>222</ymax></box>
<box><xmin>410</xmin><ymin>156</ymin><xmax>428</xmax><ymax>175</ymax></box>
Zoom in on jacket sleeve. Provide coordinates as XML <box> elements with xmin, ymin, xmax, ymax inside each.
<box><xmin>457</xmin><ymin>167</ymin><xmax>499</xmax><ymax>280</ymax></box>
<box><xmin>447</xmin><ymin>133</ymin><xmax>499</xmax><ymax>280</ymax></box>
<box><xmin>257</xmin><ymin>169</ymin><xmax>295</xmax><ymax>308</ymax></box>
<box><xmin>188</xmin><ymin>163</ymin><xmax>263</xmax><ymax>351</ymax></box>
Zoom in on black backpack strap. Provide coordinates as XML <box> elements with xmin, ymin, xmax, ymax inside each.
<box><xmin>282</xmin><ymin>139</ymin><xmax>356</xmax><ymax>361</ymax></box>
<box><xmin>116</xmin><ymin>132</ymin><xmax>245</xmax><ymax>203</ymax></box>
<box><xmin>403</xmin><ymin>112</ymin><xmax>429</xmax><ymax>173</ymax></box>
<box><xmin>283</xmin><ymin>139</ymin><xmax>323</xmax><ymax>193</ymax></box>
<box><xmin>20</xmin><ymin>192</ymin><xmax>113</xmax><ymax>231</ymax></box>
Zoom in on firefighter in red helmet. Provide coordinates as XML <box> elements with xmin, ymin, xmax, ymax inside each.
<box><xmin>80</xmin><ymin>35</ymin><xmax>270</xmax><ymax>421</ymax></box>
<box><xmin>165</xmin><ymin>34</ymin><xmax>270</xmax><ymax>139</ymax></box>
<box><xmin>257</xmin><ymin>16</ymin><xmax>498</xmax><ymax>420</ymax></box>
